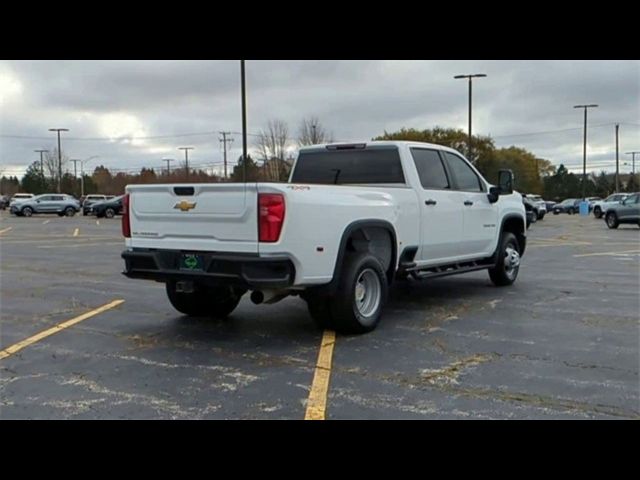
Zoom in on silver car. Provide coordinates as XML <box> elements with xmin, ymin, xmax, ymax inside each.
<box><xmin>10</xmin><ymin>194</ymin><xmax>80</xmax><ymax>217</ymax></box>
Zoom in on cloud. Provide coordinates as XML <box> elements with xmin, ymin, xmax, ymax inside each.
<box><xmin>1</xmin><ymin>60</ymin><xmax>638</xmax><ymax>178</ymax></box>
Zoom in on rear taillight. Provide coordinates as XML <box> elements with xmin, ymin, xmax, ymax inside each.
<box><xmin>122</xmin><ymin>193</ymin><xmax>131</xmax><ymax>238</ymax></box>
<box><xmin>258</xmin><ymin>193</ymin><xmax>285</xmax><ymax>242</ymax></box>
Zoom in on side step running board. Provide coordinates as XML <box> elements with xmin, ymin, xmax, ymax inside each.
<box><xmin>409</xmin><ymin>261</ymin><xmax>492</xmax><ymax>280</ymax></box>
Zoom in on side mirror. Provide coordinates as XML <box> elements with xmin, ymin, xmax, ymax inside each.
<box><xmin>498</xmin><ymin>169</ymin><xmax>514</xmax><ymax>194</ymax></box>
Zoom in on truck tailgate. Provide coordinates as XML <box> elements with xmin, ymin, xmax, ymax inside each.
<box><xmin>127</xmin><ymin>183</ymin><xmax>258</xmax><ymax>253</ymax></box>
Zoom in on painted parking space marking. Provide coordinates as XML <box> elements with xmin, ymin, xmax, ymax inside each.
<box><xmin>574</xmin><ymin>249</ymin><xmax>640</xmax><ymax>258</ymax></box>
<box><xmin>0</xmin><ymin>299</ymin><xmax>125</xmax><ymax>361</ymax></box>
<box><xmin>0</xmin><ymin>227</ymin><xmax>13</xmax><ymax>235</ymax></box>
<box><xmin>73</xmin><ymin>228</ymin><xmax>79</xmax><ymax>237</ymax></box>
<box><xmin>305</xmin><ymin>330</ymin><xmax>336</xmax><ymax>420</ymax></box>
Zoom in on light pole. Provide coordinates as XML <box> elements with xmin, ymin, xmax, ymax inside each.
<box><xmin>49</xmin><ymin>128</ymin><xmax>69</xmax><ymax>193</ymax></box>
<box><xmin>573</xmin><ymin>104</ymin><xmax>598</xmax><ymax>200</ymax></box>
<box><xmin>241</xmin><ymin>60</ymin><xmax>248</xmax><ymax>182</ymax></box>
<box><xmin>454</xmin><ymin>73</ymin><xmax>487</xmax><ymax>162</ymax></box>
<box><xmin>78</xmin><ymin>156</ymin><xmax>99</xmax><ymax>197</ymax></box>
<box><xmin>625</xmin><ymin>152</ymin><xmax>639</xmax><ymax>176</ymax></box>
<box><xmin>178</xmin><ymin>147</ymin><xmax>194</xmax><ymax>180</ymax></box>
<box><xmin>70</xmin><ymin>159</ymin><xmax>81</xmax><ymax>196</ymax></box>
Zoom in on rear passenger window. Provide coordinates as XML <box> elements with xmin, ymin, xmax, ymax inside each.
<box><xmin>410</xmin><ymin>148</ymin><xmax>449</xmax><ymax>189</ymax></box>
<box><xmin>444</xmin><ymin>152</ymin><xmax>482</xmax><ymax>192</ymax></box>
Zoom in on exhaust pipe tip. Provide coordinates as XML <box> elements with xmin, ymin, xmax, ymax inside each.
<box><xmin>250</xmin><ymin>290</ymin><xmax>264</xmax><ymax>305</ymax></box>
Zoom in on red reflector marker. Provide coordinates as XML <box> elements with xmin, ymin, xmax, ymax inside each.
<box><xmin>258</xmin><ymin>193</ymin><xmax>285</xmax><ymax>242</ymax></box>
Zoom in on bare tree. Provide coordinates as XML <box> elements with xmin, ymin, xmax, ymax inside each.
<box><xmin>256</xmin><ymin>119</ymin><xmax>289</xmax><ymax>181</ymax></box>
<box><xmin>43</xmin><ymin>148</ymin><xmax>68</xmax><ymax>186</ymax></box>
<box><xmin>298</xmin><ymin>116</ymin><xmax>333</xmax><ymax>146</ymax></box>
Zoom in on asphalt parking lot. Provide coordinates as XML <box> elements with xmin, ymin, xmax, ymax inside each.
<box><xmin>1</xmin><ymin>211</ymin><xmax>638</xmax><ymax>419</ymax></box>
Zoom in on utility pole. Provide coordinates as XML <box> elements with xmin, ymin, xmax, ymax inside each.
<box><xmin>34</xmin><ymin>150</ymin><xmax>48</xmax><ymax>191</ymax></box>
<box><xmin>49</xmin><ymin>128</ymin><xmax>69</xmax><ymax>193</ymax></box>
<box><xmin>241</xmin><ymin>60</ymin><xmax>248</xmax><ymax>183</ymax></box>
<box><xmin>615</xmin><ymin>124</ymin><xmax>620</xmax><ymax>192</ymax></box>
<box><xmin>454</xmin><ymin>73</ymin><xmax>487</xmax><ymax>162</ymax></box>
<box><xmin>178</xmin><ymin>147</ymin><xmax>194</xmax><ymax>180</ymax></box>
<box><xmin>162</xmin><ymin>158</ymin><xmax>174</xmax><ymax>176</ymax></box>
<box><xmin>573</xmin><ymin>104</ymin><xmax>598</xmax><ymax>200</ymax></box>
<box><xmin>219</xmin><ymin>132</ymin><xmax>233</xmax><ymax>179</ymax></box>
<box><xmin>71</xmin><ymin>159</ymin><xmax>81</xmax><ymax>197</ymax></box>
<box><xmin>626</xmin><ymin>152</ymin><xmax>639</xmax><ymax>175</ymax></box>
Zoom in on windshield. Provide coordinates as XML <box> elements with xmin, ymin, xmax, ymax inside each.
<box><xmin>291</xmin><ymin>147</ymin><xmax>405</xmax><ymax>185</ymax></box>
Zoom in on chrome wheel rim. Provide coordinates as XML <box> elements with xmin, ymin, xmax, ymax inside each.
<box><xmin>607</xmin><ymin>215</ymin><xmax>615</xmax><ymax>227</ymax></box>
<box><xmin>354</xmin><ymin>268</ymin><xmax>381</xmax><ymax>318</ymax></box>
<box><xmin>504</xmin><ymin>245</ymin><xmax>520</xmax><ymax>280</ymax></box>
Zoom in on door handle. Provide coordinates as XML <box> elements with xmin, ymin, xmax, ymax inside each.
<box><xmin>425</xmin><ymin>199</ymin><xmax>437</xmax><ymax>206</ymax></box>
<box><xmin>464</xmin><ymin>200</ymin><xmax>474</xmax><ymax>206</ymax></box>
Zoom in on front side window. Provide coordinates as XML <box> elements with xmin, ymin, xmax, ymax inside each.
<box><xmin>410</xmin><ymin>148</ymin><xmax>450</xmax><ymax>189</ymax></box>
<box><xmin>443</xmin><ymin>152</ymin><xmax>482</xmax><ymax>192</ymax></box>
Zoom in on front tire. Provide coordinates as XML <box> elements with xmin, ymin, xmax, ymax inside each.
<box><xmin>489</xmin><ymin>232</ymin><xmax>521</xmax><ymax>287</ymax></box>
<box><xmin>165</xmin><ymin>282</ymin><xmax>244</xmax><ymax>318</ymax></box>
<box><xmin>104</xmin><ymin>208</ymin><xmax>115</xmax><ymax>218</ymax></box>
<box><xmin>64</xmin><ymin>207</ymin><xmax>76</xmax><ymax>217</ymax></box>
<box><xmin>22</xmin><ymin>207</ymin><xmax>33</xmax><ymax>217</ymax></box>
<box><xmin>593</xmin><ymin>206</ymin><xmax>602</xmax><ymax>218</ymax></box>
<box><xmin>606</xmin><ymin>212</ymin><xmax>619</xmax><ymax>229</ymax></box>
<box><xmin>329</xmin><ymin>252</ymin><xmax>388</xmax><ymax>334</ymax></box>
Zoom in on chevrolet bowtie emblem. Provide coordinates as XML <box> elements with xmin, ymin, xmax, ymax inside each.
<box><xmin>174</xmin><ymin>200</ymin><xmax>197</xmax><ymax>212</ymax></box>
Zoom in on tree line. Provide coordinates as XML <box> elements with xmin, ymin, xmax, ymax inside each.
<box><xmin>2</xmin><ymin>120</ymin><xmax>637</xmax><ymax>200</ymax></box>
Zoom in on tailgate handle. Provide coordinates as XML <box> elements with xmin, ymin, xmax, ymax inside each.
<box><xmin>174</xmin><ymin>187</ymin><xmax>195</xmax><ymax>196</ymax></box>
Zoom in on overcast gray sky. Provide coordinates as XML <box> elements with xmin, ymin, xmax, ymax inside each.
<box><xmin>1</xmin><ymin>60</ymin><xmax>638</xmax><ymax>178</ymax></box>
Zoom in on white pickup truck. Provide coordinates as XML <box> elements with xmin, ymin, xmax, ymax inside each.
<box><xmin>122</xmin><ymin>141</ymin><xmax>526</xmax><ymax>333</ymax></box>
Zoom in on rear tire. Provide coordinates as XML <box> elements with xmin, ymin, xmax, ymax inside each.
<box><xmin>489</xmin><ymin>232</ymin><xmax>520</xmax><ymax>287</ymax></box>
<box><xmin>165</xmin><ymin>282</ymin><xmax>244</xmax><ymax>318</ymax></box>
<box><xmin>305</xmin><ymin>292</ymin><xmax>335</xmax><ymax>330</ymax></box>
<box><xmin>104</xmin><ymin>208</ymin><xmax>115</xmax><ymax>218</ymax></box>
<box><xmin>606</xmin><ymin>212</ymin><xmax>619</xmax><ymax>229</ymax></box>
<box><xmin>594</xmin><ymin>206</ymin><xmax>602</xmax><ymax>218</ymax></box>
<box><xmin>538</xmin><ymin>211</ymin><xmax>545</xmax><ymax>220</ymax></box>
<box><xmin>329</xmin><ymin>252</ymin><xmax>388</xmax><ymax>334</ymax></box>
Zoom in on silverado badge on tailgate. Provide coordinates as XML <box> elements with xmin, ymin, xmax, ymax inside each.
<box><xmin>174</xmin><ymin>200</ymin><xmax>197</xmax><ymax>212</ymax></box>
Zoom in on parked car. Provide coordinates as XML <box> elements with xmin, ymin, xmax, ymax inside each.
<box><xmin>523</xmin><ymin>197</ymin><xmax>538</xmax><ymax>228</ymax></box>
<box><xmin>592</xmin><ymin>193</ymin><xmax>629</xmax><ymax>218</ymax></box>
<box><xmin>553</xmin><ymin>198</ymin><xmax>580</xmax><ymax>215</ymax></box>
<box><xmin>10</xmin><ymin>194</ymin><xmax>80</xmax><ymax>217</ymax></box>
<box><xmin>81</xmin><ymin>194</ymin><xmax>108</xmax><ymax>215</ymax></box>
<box><xmin>122</xmin><ymin>141</ymin><xmax>527</xmax><ymax>334</ymax></box>
<box><xmin>523</xmin><ymin>194</ymin><xmax>546</xmax><ymax>220</ymax></box>
<box><xmin>89</xmin><ymin>195</ymin><xmax>125</xmax><ymax>218</ymax></box>
<box><xmin>604</xmin><ymin>193</ymin><xmax>640</xmax><ymax>229</ymax></box>
<box><xmin>0</xmin><ymin>195</ymin><xmax>10</xmax><ymax>210</ymax></box>
<box><xmin>544</xmin><ymin>200</ymin><xmax>557</xmax><ymax>212</ymax></box>
<box><xmin>8</xmin><ymin>193</ymin><xmax>34</xmax><ymax>208</ymax></box>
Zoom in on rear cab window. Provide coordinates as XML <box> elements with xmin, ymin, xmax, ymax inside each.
<box><xmin>291</xmin><ymin>146</ymin><xmax>405</xmax><ymax>185</ymax></box>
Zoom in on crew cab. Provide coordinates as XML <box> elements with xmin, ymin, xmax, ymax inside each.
<box><xmin>121</xmin><ymin>141</ymin><xmax>526</xmax><ymax>334</ymax></box>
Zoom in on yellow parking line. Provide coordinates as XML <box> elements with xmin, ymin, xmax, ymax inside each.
<box><xmin>73</xmin><ymin>228</ymin><xmax>79</xmax><ymax>237</ymax></box>
<box><xmin>305</xmin><ymin>330</ymin><xmax>336</xmax><ymax>420</ymax></box>
<box><xmin>0</xmin><ymin>226</ymin><xmax>13</xmax><ymax>235</ymax></box>
<box><xmin>574</xmin><ymin>249</ymin><xmax>640</xmax><ymax>258</ymax></box>
<box><xmin>0</xmin><ymin>299</ymin><xmax>125</xmax><ymax>361</ymax></box>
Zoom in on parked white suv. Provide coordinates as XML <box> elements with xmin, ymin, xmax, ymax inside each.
<box><xmin>122</xmin><ymin>141</ymin><xmax>526</xmax><ymax>333</ymax></box>
<box><xmin>592</xmin><ymin>193</ymin><xmax>628</xmax><ymax>219</ymax></box>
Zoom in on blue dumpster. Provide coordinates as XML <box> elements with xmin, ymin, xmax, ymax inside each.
<box><xmin>579</xmin><ymin>200</ymin><xmax>589</xmax><ymax>216</ymax></box>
